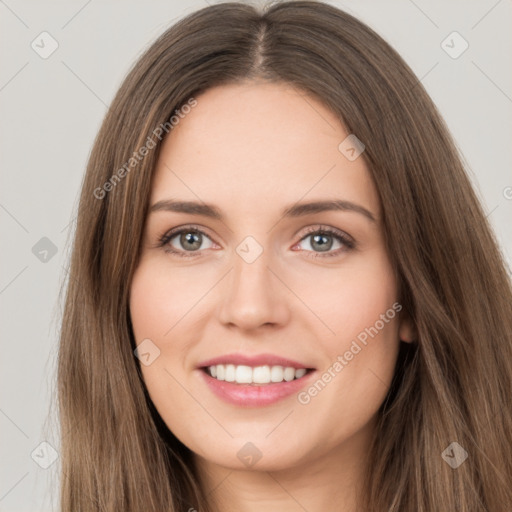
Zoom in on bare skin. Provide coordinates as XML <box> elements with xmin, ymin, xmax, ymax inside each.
<box><xmin>129</xmin><ymin>81</ymin><xmax>414</xmax><ymax>512</ymax></box>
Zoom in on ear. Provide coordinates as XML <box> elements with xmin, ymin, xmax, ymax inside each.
<box><xmin>398</xmin><ymin>309</ymin><xmax>416</xmax><ymax>343</ymax></box>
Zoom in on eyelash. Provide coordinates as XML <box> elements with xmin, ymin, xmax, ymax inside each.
<box><xmin>157</xmin><ymin>224</ymin><xmax>355</xmax><ymax>259</ymax></box>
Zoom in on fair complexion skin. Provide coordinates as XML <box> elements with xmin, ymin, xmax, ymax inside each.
<box><xmin>129</xmin><ymin>81</ymin><xmax>414</xmax><ymax>512</ymax></box>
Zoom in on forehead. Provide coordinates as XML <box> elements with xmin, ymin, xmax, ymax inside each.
<box><xmin>151</xmin><ymin>81</ymin><xmax>379</xmax><ymax>220</ymax></box>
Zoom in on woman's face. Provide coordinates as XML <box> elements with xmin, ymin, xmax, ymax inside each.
<box><xmin>129</xmin><ymin>81</ymin><xmax>413</xmax><ymax>474</ymax></box>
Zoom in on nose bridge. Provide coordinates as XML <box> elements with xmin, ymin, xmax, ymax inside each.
<box><xmin>217</xmin><ymin>238</ymin><xmax>289</xmax><ymax>329</ymax></box>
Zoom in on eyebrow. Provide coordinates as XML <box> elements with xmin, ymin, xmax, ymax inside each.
<box><xmin>149</xmin><ymin>198</ymin><xmax>376</xmax><ymax>223</ymax></box>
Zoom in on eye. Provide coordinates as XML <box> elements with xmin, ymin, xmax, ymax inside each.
<box><xmin>292</xmin><ymin>226</ymin><xmax>355</xmax><ymax>258</ymax></box>
<box><xmin>158</xmin><ymin>225</ymin><xmax>215</xmax><ymax>258</ymax></box>
<box><xmin>157</xmin><ymin>224</ymin><xmax>355</xmax><ymax>259</ymax></box>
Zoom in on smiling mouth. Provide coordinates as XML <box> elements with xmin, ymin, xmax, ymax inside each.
<box><xmin>201</xmin><ymin>364</ymin><xmax>315</xmax><ymax>386</ymax></box>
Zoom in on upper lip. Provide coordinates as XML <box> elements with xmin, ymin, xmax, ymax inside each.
<box><xmin>197</xmin><ymin>353</ymin><xmax>315</xmax><ymax>370</ymax></box>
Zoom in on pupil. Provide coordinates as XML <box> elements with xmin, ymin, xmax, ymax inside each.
<box><xmin>182</xmin><ymin>232</ymin><xmax>201</xmax><ymax>250</ymax></box>
<box><xmin>312</xmin><ymin>234</ymin><xmax>332</xmax><ymax>252</ymax></box>
<box><xmin>178</xmin><ymin>232</ymin><xmax>333</xmax><ymax>253</ymax></box>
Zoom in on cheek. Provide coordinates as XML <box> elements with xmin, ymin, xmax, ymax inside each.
<box><xmin>129</xmin><ymin>262</ymin><xmax>192</xmax><ymax>420</ymax></box>
<box><xmin>335</xmin><ymin>275</ymin><xmax>399</xmax><ymax>352</ymax></box>
<box><xmin>301</xmin><ymin>251</ymin><xmax>401</xmax><ymax>415</ymax></box>
<box><xmin>130</xmin><ymin>264</ymin><xmax>165</xmax><ymax>343</ymax></box>
<box><xmin>129</xmin><ymin>260</ymin><xmax>190</xmax><ymax>384</ymax></box>
<box><xmin>129</xmin><ymin>257</ymin><xmax>217</xmax><ymax>398</ymax></box>
<box><xmin>302</xmin><ymin>249</ymin><xmax>399</xmax><ymax>349</ymax></box>
<box><xmin>129</xmin><ymin>258</ymin><xmax>209</xmax><ymax>344</ymax></box>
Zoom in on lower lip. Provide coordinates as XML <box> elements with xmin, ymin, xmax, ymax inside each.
<box><xmin>198</xmin><ymin>368</ymin><xmax>316</xmax><ymax>407</ymax></box>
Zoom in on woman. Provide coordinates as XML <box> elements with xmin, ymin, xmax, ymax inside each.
<box><xmin>57</xmin><ymin>1</ymin><xmax>512</xmax><ymax>511</ymax></box>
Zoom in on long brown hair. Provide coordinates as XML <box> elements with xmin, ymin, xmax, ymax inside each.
<box><xmin>57</xmin><ymin>1</ymin><xmax>512</xmax><ymax>510</ymax></box>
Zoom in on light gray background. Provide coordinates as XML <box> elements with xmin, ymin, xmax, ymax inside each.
<box><xmin>1</xmin><ymin>0</ymin><xmax>511</xmax><ymax>510</ymax></box>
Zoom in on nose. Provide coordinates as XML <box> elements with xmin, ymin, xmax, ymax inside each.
<box><xmin>217</xmin><ymin>248</ymin><xmax>290</xmax><ymax>331</ymax></box>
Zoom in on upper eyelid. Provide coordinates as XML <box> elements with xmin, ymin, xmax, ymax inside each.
<box><xmin>160</xmin><ymin>224</ymin><xmax>214</xmax><ymax>243</ymax></box>
<box><xmin>159</xmin><ymin>224</ymin><xmax>353</xmax><ymax>248</ymax></box>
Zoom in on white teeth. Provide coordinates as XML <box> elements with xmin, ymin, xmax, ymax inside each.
<box><xmin>295</xmin><ymin>368</ymin><xmax>307</xmax><ymax>378</ymax></box>
<box><xmin>270</xmin><ymin>365</ymin><xmax>283</xmax><ymax>382</ymax></box>
<box><xmin>207</xmin><ymin>364</ymin><xmax>309</xmax><ymax>384</ymax></box>
<box><xmin>235</xmin><ymin>365</ymin><xmax>253</xmax><ymax>384</ymax></box>
<box><xmin>253</xmin><ymin>365</ymin><xmax>271</xmax><ymax>383</ymax></box>
<box><xmin>283</xmin><ymin>367</ymin><xmax>295</xmax><ymax>382</ymax></box>
<box><xmin>225</xmin><ymin>364</ymin><xmax>236</xmax><ymax>382</ymax></box>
